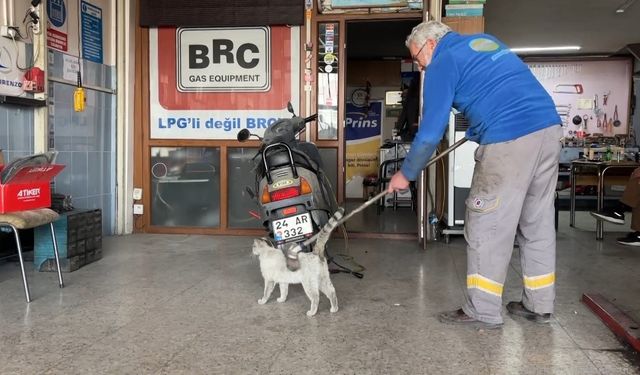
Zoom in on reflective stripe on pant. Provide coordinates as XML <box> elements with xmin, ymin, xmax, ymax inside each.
<box><xmin>462</xmin><ymin>125</ymin><xmax>562</xmax><ymax>324</ymax></box>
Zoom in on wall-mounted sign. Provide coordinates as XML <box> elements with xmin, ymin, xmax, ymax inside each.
<box><xmin>149</xmin><ymin>27</ymin><xmax>300</xmax><ymax>140</ymax></box>
<box><xmin>80</xmin><ymin>1</ymin><xmax>103</xmax><ymax>64</ymax></box>
<box><xmin>62</xmin><ymin>54</ymin><xmax>80</xmax><ymax>81</ymax></box>
<box><xmin>47</xmin><ymin>0</ymin><xmax>68</xmax><ymax>52</ymax></box>
<box><xmin>0</xmin><ymin>37</ymin><xmax>25</xmax><ymax>96</ymax></box>
<box><xmin>177</xmin><ymin>27</ymin><xmax>270</xmax><ymax>92</ymax></box>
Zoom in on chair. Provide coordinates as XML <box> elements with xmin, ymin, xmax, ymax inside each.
<box><xmin>0</xmin><ymin>208</ymin><xmax>64</xmax><ymax>302</ymax></box>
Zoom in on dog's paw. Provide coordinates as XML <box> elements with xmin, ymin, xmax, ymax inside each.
<box><xmin>258</xmin><ymin>298</ymin><xmax>268</xmax><ymax>305</ymax></box>
<box><xmin>306</xmin><ymin>310</ymin><xmax>317</xmax><ymax>317</ymax></box>
<box><xmin>277</xmin><ymin>297</ymin><xmax>287</xmax><ymax>303</ymax></box>
<box><xmin>330</xmin><ymin>306</ymin><xmax>339</xmax><ymax>313</ymax></box>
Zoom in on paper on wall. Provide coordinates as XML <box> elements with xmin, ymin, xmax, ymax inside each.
<box><xmin>63</xmin><ymin>54</ymin><xmax>81</xmax><ymax>82</ymax></box>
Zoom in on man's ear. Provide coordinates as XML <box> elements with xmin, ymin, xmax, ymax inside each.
<box><xmin>427</xmin><ymin>39</ymin><xmax>437</xmax><ymax>52</ymax></box>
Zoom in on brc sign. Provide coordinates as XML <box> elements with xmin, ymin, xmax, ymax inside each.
<box><xmin>150</xmin><ymin>26</ymin><xmax>299</xmax><ymax>139</ymax></box>
<box><xmin>178</xmin><ymin>27</ymin><xmax>270</xmax><ymax>92</ymax></box>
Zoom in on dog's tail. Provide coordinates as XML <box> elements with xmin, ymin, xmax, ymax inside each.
<box><xmin>313</xmin><ymin>208</ymin><xmax>344</xmax><ymax>259</ymax></box>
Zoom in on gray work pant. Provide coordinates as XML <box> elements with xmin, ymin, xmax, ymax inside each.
<box><xmin>461</xmin><ymin>125</ymin><xmax>562</xmax><ymax>324</ymax></box>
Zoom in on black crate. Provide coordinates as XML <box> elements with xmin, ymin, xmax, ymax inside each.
<box><xmin>34</xmin><ymin>209</ymin><xmax>103</xmax><ymax>272</ymax></box>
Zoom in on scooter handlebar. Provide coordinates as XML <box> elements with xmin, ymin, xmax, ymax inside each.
<box><xmin>304</xmin><ymin>114</ymin><xmax>318</xmax><ymax>123</ymax></box>
<box><xmin>293</xmin><ymin>114</ymin><xmax>318</xmax><ymax>134</ymax></box>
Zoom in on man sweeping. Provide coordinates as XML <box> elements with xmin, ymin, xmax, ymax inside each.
<box><xmin>387</xmin><ymin>21</ymin><xmax>562</xmax><ymax>329</ymax></box>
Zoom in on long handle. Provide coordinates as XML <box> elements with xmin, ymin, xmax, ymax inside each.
<box><xmin>302</xmin><ymin>137</ymin><xmax>468</xmax><ymax>247</ymax></box>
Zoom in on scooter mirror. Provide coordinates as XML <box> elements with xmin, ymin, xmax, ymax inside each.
<box><xmin>287</xmin><ymin>102</ymin><xmax>295</xmax><ymax>116</ymax></box>
<box><xmin>237</xmin><ymin>129</ymin><xmax>251</xmax><ymax>142</ymax></box>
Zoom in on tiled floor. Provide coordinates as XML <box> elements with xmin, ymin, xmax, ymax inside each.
<box><xmin>344</xmin><ymin>199</ymin><xmax>417</xmax><ymax>234</ymax></box>
<box><xmin>0</xmin><ymin>212</ymin><xmax>638</xmax><ymax>374</ymax></box>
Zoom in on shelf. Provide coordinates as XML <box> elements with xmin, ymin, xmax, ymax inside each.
<box><xmin>0</xmin><ymin>95</ymin><xmax>47</xmax><ymax>107</ymax></box>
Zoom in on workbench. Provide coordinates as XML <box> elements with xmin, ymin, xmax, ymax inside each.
<box><xmin>569</xmin><ymin>159</ymin><xmax>640</xmax><ymax>240</ymax></box>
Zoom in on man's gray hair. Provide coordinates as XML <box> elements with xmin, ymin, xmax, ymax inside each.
<box><xmin>405</xmin><ymin>21</ymin><xmax>452</xmax><ymax>48</ymax></box>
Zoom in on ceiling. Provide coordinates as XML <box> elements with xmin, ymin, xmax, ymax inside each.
<box><xmin>345</xmin><ymin>0</ymin><xmax>640</xmax><ymax>59</ymax></box>
<box><xmin>346</xmin><ymin>19</ymin><xmax>420</xmax><ymax>60</ymax></box>
<box><xmin>485</xmin><ymin>0</ymin><xmax>640</xmax><ymax>54</ymax></box>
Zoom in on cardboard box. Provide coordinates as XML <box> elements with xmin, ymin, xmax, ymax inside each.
<box><xmin>0</xmin><ymin>154</ymin><xmax>64</xmax><ymax>213</ymax></box>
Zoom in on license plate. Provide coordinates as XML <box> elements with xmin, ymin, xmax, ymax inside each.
<box><xmin>272</xmin><ymin>213</ymin><xmax>313</xmax><ymax>242</ymax></box>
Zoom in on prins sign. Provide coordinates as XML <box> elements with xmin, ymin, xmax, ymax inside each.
<box><xmin>150</xmin><ymin>26</ymin><xmax>300</xmax><ymax>140</ymax></box>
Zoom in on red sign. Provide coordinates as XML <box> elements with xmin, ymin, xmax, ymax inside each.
<box><xmin>47</xmin><ymin>28</ymin><xmax>68</xmax><ymax>51</ymax></box>
<box><xmin>156</xmin><ymin>27</ymin><xmax>292</xmax><ymax>110</ymax></box>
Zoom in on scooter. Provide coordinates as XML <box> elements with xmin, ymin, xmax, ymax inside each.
<box><xmin>237</xmin><ymin>103</ymin><xmax>338</xmax><ymax>257</ymax></box>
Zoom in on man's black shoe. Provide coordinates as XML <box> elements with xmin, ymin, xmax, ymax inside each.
<box><xmin>617</xmin><ymin>232</ymin><xmax>640</xmax><ymax>246</ymax></box>
<box><xmin>506</xmin><ymin>301</ymin><xmax>551</xmax><ymax>324</ymax></box>
<box><xmin>438</xmin><ymin>308</ymin><xmax>503</xmax><ymax>330</ymax></box>
<box><xmin>590</xmin><ymin>209</ymin><xmax>625</xmax><ymax>224</ymax></box>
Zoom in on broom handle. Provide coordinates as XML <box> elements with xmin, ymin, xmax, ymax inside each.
<box><xmin>302</xmin><ymin>137</ymin><xmax>468</xmax><ymax>247</ymax></box>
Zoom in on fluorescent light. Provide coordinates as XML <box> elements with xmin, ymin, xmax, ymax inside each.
<box><xmin>510</xmin><ymin>46</ymin><xmax>582</xmax><ymax>53</ymax></box>
<box><xmin>616</xmin><ymin>0</ymin><xmax>637</xmax><ymax>13</ymax></box>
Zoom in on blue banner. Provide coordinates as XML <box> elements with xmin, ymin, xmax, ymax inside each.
<box><xmin>81</xmin><ymin>1</ymin><xmax>103</xmax><ymax>64</ymax></box>
<box><xmin>345</xmin><ymin>101</ymin><xmax>382</xmax><ymax>141</ymax></box>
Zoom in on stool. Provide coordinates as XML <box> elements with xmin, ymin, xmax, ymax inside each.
<box><xmin>0</xmin><ymin>208</ymin><xmax>64</xmax><ymax>302</ymax></box>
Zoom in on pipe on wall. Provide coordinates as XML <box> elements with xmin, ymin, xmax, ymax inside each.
<box><xmin>1</xmin><ymin>0</ymin><xmax>13</xmax><ymax>27</ymax></box>
<box><xmin>116</xmin><ymin>0</ymin><xmax>136</xmax><ymax>234</ymax></box>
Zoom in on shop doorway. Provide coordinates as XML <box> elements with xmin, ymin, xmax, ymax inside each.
<box><xmin>343</xmin><ymin>19</ymin><xmax>421</xmax><ymax>235</ymax></box>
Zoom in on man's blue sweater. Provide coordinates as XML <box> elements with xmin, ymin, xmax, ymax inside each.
<box><xmin>400</xmin><ymin>32</ymin><xmax>561</xmax><ymax>181</ymax></box>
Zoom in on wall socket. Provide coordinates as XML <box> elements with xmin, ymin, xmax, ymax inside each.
<box><xmin>133</xmin><ymin>188</ymin><xmax>143</xmax><ymax>200</ymax></box>
<box><xmin>0</xmin><ymin>26</ymin><xmax>17</xmax><ymax>39</ymax></box>
<box><xmin>133</xmin><ymin>204</ymin><xmax>144</xmax><ymax>215</ymax></box>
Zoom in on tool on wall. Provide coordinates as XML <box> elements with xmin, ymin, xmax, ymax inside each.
<box><xmin>603</xmin><ymin>91</ymin><xmax>610</xmax><ymax>106</ymax></box>
<box><xmin>613</xmin><ymin>105</ymin><xmax>621</xmax><ymax>127</ymax></box>
<box><xmin>594</xmin><ymin>94</ymin><xmax>604</xmax><ymax>118</ymax></box>
<box><xmin>572</xmin><ymin>115</ymin><xmax>582</xmax><ymax>125</ymax></box>
<box><xmin>554</xmin><ymin>84</ymin><xmax>584</xmax><ymax>94</ymax></box>
<box><xmin>556</xmin><ymin>104</ymin><xmax>571</xmax><ymax>126</ymax></box>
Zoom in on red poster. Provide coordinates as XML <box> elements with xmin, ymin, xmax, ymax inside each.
<box><xmin>47</xmin><ymin>28</ymin><xmax>68</xmax><ymax>51</ymax></box>
<box><xmin>156</xmin><ymin>27</ymin><xmax>292</xmax><ymax>110</ymax></box>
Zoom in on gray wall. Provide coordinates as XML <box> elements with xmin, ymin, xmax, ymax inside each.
<box><xmin>48</xmin><ymin>50</ymin><xmax>116</xmax><ymax>235</ymax></box>
<box><xmin>0</xmin><ymin>106</ymin><xmax>34</xmax><ymax>161</ymax></box>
